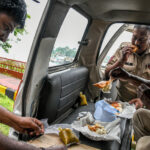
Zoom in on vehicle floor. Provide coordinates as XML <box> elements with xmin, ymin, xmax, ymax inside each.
<box><xmin>60</xmin><ymin>101</ymin><xmax>132</xmax><ymax>150</ymax></box>
<box><xmin>40</xmin><ymin>100</ymin><xmax>131</xmax><ymax>150</ymax></box>
<box><xmin>61</xmin><ymin>102</ymin><xmax>95</xmax><ymax>124</ymax></box>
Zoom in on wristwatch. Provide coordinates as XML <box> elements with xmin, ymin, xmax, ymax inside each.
<box><xmin>40</xmin><ymin>148</ymin><xmax>46</xmax><ymax>150</ymax></box>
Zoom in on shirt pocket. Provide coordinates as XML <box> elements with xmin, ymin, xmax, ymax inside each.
<box><xmin>123</xmin><ymin>62</ymin><xmax>136</xmax><ymax>73</ymax></box>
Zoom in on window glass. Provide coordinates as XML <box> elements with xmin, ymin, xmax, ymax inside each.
<box><xmin>100</xmin><ymin>24</ymin><xmax>133</xmax><ymax>73</ymax></box>
<box><xmin>49</xmin><ymin>8</ymin><xmax>88</xmax><ymax>67</ymax></box>
<box><xmin>99</xmin><ymin>23</ymin><xmax>123</xmax><ymax>55</ymax></box>
<box><xmin>101</xmin><ymin>30</ymin><xmax>132</xmax><ymax>69</ymax></box>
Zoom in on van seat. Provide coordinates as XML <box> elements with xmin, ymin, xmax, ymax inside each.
<box><xmin>38</xmin><ymin>66</ymin><xmax>88</xmax><ymax>124</ymax></box>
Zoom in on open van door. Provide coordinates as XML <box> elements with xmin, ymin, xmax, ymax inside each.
<box><xmin>11</xmin><ymin>0</ymin><xmax>91</xmax><ymax>139</ymax></box>
<box><xmin>11</xmin><ymin>1</ymin><xmax>134</xmax><ymax>149</ymax></box>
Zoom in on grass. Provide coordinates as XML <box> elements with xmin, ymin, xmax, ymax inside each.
<box><xmin>0</xmin><ymin>93</ymin><xmax>14</xmax><ymax>136</ymax></box>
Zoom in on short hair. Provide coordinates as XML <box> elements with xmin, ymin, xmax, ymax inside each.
<box><xmin>0</xmin><ymin>0</ymin><xmax>27</xmax><ymax>29</ymax></box>
<box><xmin>134</xmin><ymin>25</ymin><xmax>150</xmax><ymax>32</ymax></box>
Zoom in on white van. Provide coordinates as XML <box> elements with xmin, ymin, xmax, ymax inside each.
<box><xmin>9</xmin><ymin>0</ymin><xmax>150</xmax><ymax>149</ymax></box>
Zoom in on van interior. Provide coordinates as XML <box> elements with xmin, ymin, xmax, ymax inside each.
<box><xmin>11</xmin><ymin>0</ymin><xmax>150</xmax><ymax>149</ymax></box>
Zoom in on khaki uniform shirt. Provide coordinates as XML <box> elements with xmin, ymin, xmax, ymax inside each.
<box><xmin>106</xmin><ymin>42</ymin><xmax>150</xmax><ymax>102</ymax></box>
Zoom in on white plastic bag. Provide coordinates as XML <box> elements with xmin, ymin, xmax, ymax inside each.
<box><xmin>94</xmin><ymin>100</ymin><xmax>119</xmax><ymax>122</ymax></box>
<box><xmin>94</xmin><ymin>100</ymin><xmax>136</xmax><ymax>122</ymax></box>
<box><xmin>71</xmin><ymin>112</ymin><xmax>121</xmax><ymax>143</ymax></box>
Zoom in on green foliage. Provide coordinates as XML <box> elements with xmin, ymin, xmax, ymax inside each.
<box><xmin>27</xmin><ymin>14</ymin><xmax>31</xmax><ymax>19</ymax></box>
<box><xmin>0</xmin><ymin>93</ymin><xmax>14</xmax><ymax>136</ymax></box>
<box><xmin>51</xmin><ymin>46</ymin><xmax>77</xmax><ymax>58</ymax></box>
<box><xmin>0</xmin><ymin>14</ymin><xmax>31</xmax><ymax>53</ymax></box>
<box><xmin>0</xmin><ymin>41</ymin><xmax>12</xmax><ymax>53</ymax></box>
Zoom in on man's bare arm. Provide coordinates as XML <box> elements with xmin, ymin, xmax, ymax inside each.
<box><xmin>0</xmin><ymin>132</ymin><xmax>40</xmax><ymax>150</ymax></box>
<box><xmin>0</xmin><ymin>105</ymin><xmax>21</xmax><ymax>127</ymax></box>
<box><xmin>105</xmin><ymin>46</ymin><xmax>132</xmax><ymax>79</ymax></box>
<box><xmin>0</xmin><ymin>106</ymin><xmax>45</xmax><ymax>135</ymax></box>
<box><xmin>0</xmin><ymin>133</ymin><xmax>66</xmax><ymax>150</ymax></box>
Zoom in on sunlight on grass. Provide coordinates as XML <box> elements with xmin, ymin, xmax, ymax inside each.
<box><xmin>0</xmin><ymin>93</ymin><xmax>14</xmax><ymax>136</ymax></box>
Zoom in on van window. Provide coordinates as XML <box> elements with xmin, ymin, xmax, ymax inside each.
<box><xmin>99</xmin><ymin>23</ymin><xmax>124</xmax><ymax>55</ymax></box>
<box><xmin>49</xmin><ymin>8</ymin><xmax>88</xmax><ymax>67</ymax></box>
<box><xmin>100</xmin><ymin>23</ymin><xmax>133</xmax><ymax>74</ymax></box>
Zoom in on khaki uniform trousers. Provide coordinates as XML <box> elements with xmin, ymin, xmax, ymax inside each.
<box><xmin>136</xmin><ymin>136</ymin><xmax>150</xmax><ymax>150</ymax></box>
<box><xmin>133</xmin><ymin>108</ymin><xmax>150</xmax><ymax>150</ymax></box>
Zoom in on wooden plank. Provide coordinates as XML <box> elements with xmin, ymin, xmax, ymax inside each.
<box><xmin>68</xmin><ymin>144</ymin><xmax>99</xmax><ymax>150</ymax></box>
<box><xmin>28</xmin><ymin>134</ymin><xmax>100</xmax><ymax>150</ymax></box>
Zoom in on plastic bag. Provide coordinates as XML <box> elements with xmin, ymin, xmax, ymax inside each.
<box><xmin>94</xmin><ymin>100</ymin><xmax>119</xmax><ymax>122</ymax></box>
<box><xmin>94</xmin><ymin>100</ymin><xmax>136</xmax><ymax>122</ymax></box>
<box><xmin>72</xmin><ymin>112</ymin><xmax>121</xmax><ymax>143</ymax></box>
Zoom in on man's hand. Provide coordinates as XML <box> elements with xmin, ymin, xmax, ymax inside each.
<box><xmin>129</xmin><ymin>98</ymin><xmax>143</xmax><ymax>109</ymax></box>
<box><xmin>119</xmin><ymin>46</ymin><xmax>132</xmax><ymax>64</ymax></box>
<box><xmin>45</xmin><ymin>145</ymin><xmax>67</xmax><ymax>150</ymax></box>
<box><xmin>110</xmin><ymin>67</ymin><xmax>130</xmax><ymax>80</ymax></box>
<box><xmin>14</xmin><ymin>117</ymin><xmax>44</xmax><ymax>136</ymax></box>
<box><xmin>105</xmin><ymin>45</ymin><xmax>133</xmax><ymax>79</ymax></box>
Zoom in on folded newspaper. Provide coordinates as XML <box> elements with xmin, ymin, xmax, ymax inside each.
<box><xmin>71</xmin><ymin>112</ymin><xmax>121</xmax><ymax>143</ymax></box>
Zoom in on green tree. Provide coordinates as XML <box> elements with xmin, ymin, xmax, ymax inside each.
<box><xmin>52</xmin><ymin>46</ymin><xmax>77</xmax><ymax>58</ymax></box>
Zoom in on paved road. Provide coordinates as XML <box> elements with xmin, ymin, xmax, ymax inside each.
<box><xmin>0</xmin><ymin>74</ymin><xmax>21</xmax><ymax>91</ymax></box>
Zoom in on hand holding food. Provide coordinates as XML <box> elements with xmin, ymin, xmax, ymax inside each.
<box><xmin>120</xmin><ymin>46</ymin><xmax>132</xmax><ymax>63</ymax></box>
<box><xmin>119</xmin><ymin>45</ymin><xmax>138</xmax><ymax>64</ymax></box>
<box><xmin>87</xmin><ymin>123</ymin><xmax>107</xmax><ymax>135</ymax></box>
<box><xmin>14</xmin><ymin>117</ymin><xmax>44</xmax><ymax>136</ymax></box>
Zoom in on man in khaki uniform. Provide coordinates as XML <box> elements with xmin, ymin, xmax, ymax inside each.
<box><xmin>105</xmin><ymin>25</ymin><xmax>150</xmax><ymax>108</ymax></box>
<box><xmin>109</xmin><ymin>68</ymin><xmax>150</xmax><ymax>150</ymax></box>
